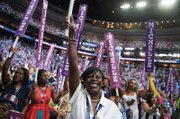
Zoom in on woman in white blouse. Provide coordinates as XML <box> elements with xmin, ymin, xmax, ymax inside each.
<box><xmin>122</xmin><ymin>79</ymin><xmax>147</xmax><ymax>119</ymax></box>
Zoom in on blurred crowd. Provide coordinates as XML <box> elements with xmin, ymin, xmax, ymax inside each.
<box><xmin>0</xmin><ymin>34</ymin><xmax>179</xmax><ymax>118</ymax></box>
<box><xmin>0</xmin><ymin>2</ymin><xmax>180</xmax><ymax>50</ymax></box>
<box><xmin>0</xmin><ymin>1</ymin><xmax>180</xmax><ymax>119</ymax></box>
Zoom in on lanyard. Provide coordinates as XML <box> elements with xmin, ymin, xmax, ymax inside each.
<box><xmin>86</xmin><ymin>95</ymin><xmax>103</xmax><ymax>119</ymax></box>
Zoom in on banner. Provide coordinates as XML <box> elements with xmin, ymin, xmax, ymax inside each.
<box><xmin>8</xmin><ymin>110</ymin><xmax>24</xmax><ymax>119</ymax></box>
<box><xmin>76</xmin><ymin>4</ymin><xmax>88</xmax><ymax>49</ymax></box>
<box><xmin>43</xmin><ymin>44</ymin><xmax>55</xmax><ymax>69</ymax></box>
<box><xmin>145</xmin><ymin>20</ymin><xmax>156</xmax><ymax>73</ymax></box>
<box><xmin>62</xmin><ymin>4</ymin><xmax>88</xmax><ymax>76</ymax></box>
<box><xmin>95</xmin><ymin>41</ymin><xmax>105</xmax><ymax>67</ymax></box>
<box><xmin>81</xmin><ymin>41</ymin><xmax>97</xmax><ymax>47</ymax></box>
<box><xmin>169</xmin><ymin>68</ymin><xmax>174</xmax><ymax>93</ymax></box>
<box><xmin>56</xmin><ymin>64</ymin><xmax>64</xmax><ymax>94</ymax></box>
<box><xmin>62</xmin><ymin>53</ymin><xmax>69</xmax><ymax>76</ymax></box>
<box><xmin>116</xmin><ymin>46</ymin><xmax>122</xmax><ymax>69</ymax></box>
<box><xmin>140</xmin><ymin>67</ymin><xmax>146</xmax><ymax>86</ymax></box>
<box><xmin>15</xmin><ymin>0</ymin><xmax>39</xmax><ymax>37</ymax></box>
<box><xmin>35</xmin><ymin>0</ymin><xmax>48</xmax><ymax>67</ymax></box>
<box><xmin>105</xmin><ymin>32</ymin><xmax>121</xmax><ymax>89</ymax></box>
<box><xmin>165</xmin><ymin>68</ymin><xmax>173</xmax><ymax>93</ymax></box>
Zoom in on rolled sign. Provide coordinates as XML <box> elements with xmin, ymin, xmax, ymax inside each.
<box><xmin>76</xmin><ymin>4</ymin><xmax>88</xmax><ymax>49</ymax></box>
<box><xmin>56</xmin><ymin>64</ymin><xmax>64</xmax><ymax>94</ymax></box>
<box><xmin>15</xmin><ymin>0</ymin><xmax>39</xmax><ymax>37</ymax></box>
<box><xmin>145</xmin><ymin>20</ymin><xmax>156</xmax><ymax>73</ymax></box>
<box><xmin>35</xmin><ymin>0</ymin><xmax>48</xmax><ymax>67</ymax></box>
<box><xmin>62</xmin><ymin>4</ymin><xmax>88</xmax><ymax>76</ymax></box>
<box><xmin>105</xmin><ymin>32</ymin><xmax>121</xmax><ymax>89</ymax></box>
<box><xmin>95</xmin><ymin>41</ymin><xmax>105</xmax><ymax>67</ymax></box>
<box><xmin>43</xmin><ymin>44</ymin><xmax>55</xmax><ymax>69</ymax></box>
<box><xmin>165</xmin><ymin>68</ymin><xmax>173</xmax><ymax>93</ymax></box>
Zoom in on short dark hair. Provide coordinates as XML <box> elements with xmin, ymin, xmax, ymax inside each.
<box><xmin>81</xmin><ymin>66</ymin><xmax>104</xmax><ymax>83</ymax></box>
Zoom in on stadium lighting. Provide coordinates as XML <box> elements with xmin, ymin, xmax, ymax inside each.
<box><xmin>124</xmin><ymin>47</ymin><xmax>134</xmax><ymax>50</ymax></box>
<box><xmin>136</xmin><ymin>1</ymin><xmax>147</xmax><ymax>8</ymax></box>
<box><xmin>124</xmin><ymin>52</ymin><xmax>131</xmax><ymax>55</ymax></box>
<box><xmin>120</xmin><ymin>3</ymin><xmax>130</xmax><ymax>9</ymax></box>
<box><xmin>160</xmin><ymin>0</ymin><xmax>176</xmax><ymax>7</ymax></box>
<box><xmin>140</xmin><ymin>52</ymin><xmax>145</xmax><ymax>56</ymax></box>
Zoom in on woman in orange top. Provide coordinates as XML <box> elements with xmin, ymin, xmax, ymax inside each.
<box><xmin>23</xmin><ymin>69</ymin><xmax>68</xmax><ymax>119</ymax></box>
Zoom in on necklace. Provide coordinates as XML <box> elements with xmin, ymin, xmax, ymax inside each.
<box><xmin>39</xmin><ymin>86</ymin><xmax>47</xmax><ymax>103</ymax></box>
<box><xmin>91</xmin><ymin>99</ymin><xmax>100</xmax><ymax>102</ymax></box>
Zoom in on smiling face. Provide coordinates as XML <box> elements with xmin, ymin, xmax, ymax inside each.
<box><xmin>103</xmin><ymin>78</ymin><xmax>109</xmax><ymax>87</ymax></box>
<box><xmin>151</xmin><ymin>95</ymin><xmax>157</xmax><ymax>104</ymax></box>
<box><xmin>37</xmin><ymin>70</ymin><xmax>49</xmax><ymax>86</ymax></box>
<box><xmin>129</xmin><ymin>79</ymin><xmax>137</xmax><ymax>91</ymax></box>
<box><xmin>41</xmin><ymin>72</ymin><xmax>49</xmax><ymax>85</ymax></box>
<box><xmin>84</xmin><ymin>71</ymin><xmax>103</xmax><ymax>96</ymax></box>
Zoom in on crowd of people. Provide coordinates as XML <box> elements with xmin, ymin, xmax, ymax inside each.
<box><xmin>0</xmin><ymin>16</ymin><xmax>179</xmax><ymax>119</ymax></box>
<box><xmin>0</xmin><ymin>1</ymin><xmax>180</xmax><ymax>51</ymax></box>
<box><xmin>0</xmin><ymin>1</ymin><xmax>180</xmax><ymax>119</ymax></box>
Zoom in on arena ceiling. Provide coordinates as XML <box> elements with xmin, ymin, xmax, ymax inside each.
<box><xmin>50</xmin><ymin>0</ymin><xmax>180</xmax><ymax>22</ymax></box>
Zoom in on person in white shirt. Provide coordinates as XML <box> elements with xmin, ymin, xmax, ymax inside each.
<box><xmin>64</xmin><ymin>16</ymin><xmax>122</xmax><ymax>119</ymax></box>
<box><xmin>122</xmin><ymin>79</ymin><xmax>147</xmax><ymax>119</ymax></box>
<box><xmin>141</xmin><ymin>92</ymin><xmax>163</xmax><ymax>119</ymax></box>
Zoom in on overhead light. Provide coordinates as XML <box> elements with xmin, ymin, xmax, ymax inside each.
<box><xmin>160</xmin><ymin>0</ymin><xmax>176</xmax><ymax>7</ymax></box>
<box><xmin>124</xmin><ymin>47</ymin><xmax>134</xmax><ymax>50</ymax></box>
<box><xmin>124</xmin><ymin>52</ymin><xmax>131</xmax><ymax>55</ymax></box>
<box><xmin>140</xmin><ymin>52</ymin><xmax>145</xmax><ymax>56</ymax></box>
<box><xmin>120</xmin><ymin>3</ymin><xmax>130</xmax><ymax>9</ymax></box>
<box><xmin>136</xmin><ymin>1</ymin><xmax>147</xmax><ymax>8</ymax></box>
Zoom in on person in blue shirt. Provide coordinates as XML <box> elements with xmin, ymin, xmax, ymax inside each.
<box><xmin>1</xmin><ymin>47</ymin><xmax>30</xmax><ymax>111</ymax></box>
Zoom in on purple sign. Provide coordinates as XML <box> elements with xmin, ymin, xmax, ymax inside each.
<box><xmin>140</xmin><ymin>67</ymin><xmax>146</xmax><ymax>86</ymax></box>
<box><xmin>62</xmin><ymin>4</ymin><xmax>88</xmax><ymax>76</ymax></box>
<box><xmin>15</xmin><ymin>0</ymin><xmax>39</xmax><ymax>37</ymax></box>
<box><xmin>105</xmin><ymin>32</ymin><xmax>121</xmax><ymax>89</ymax></box>
<box><xmin>169</xmin><ymin>68</ymin><xmax>174</xmax><ymax>93</ymax></box>
<box><xmin>35</xmin><ymin>0</ymin><xmax>48</xmax><ymax>67</ymax></box>
<box><xmin>62</xmin><ymin>53</ymin><xmax>69</xmax><ymax>76</ymax></box>
<box><xmin>95</xmin><ymin>41</ymin><xmax>105</xmax><ymax>67</ymax></box>
<box><xmin>75</xmin><ymin>21</ymin><xmax>82</xmax><ymax>49</ymax></box>
<box><xmin>145</xmin><ymin>20</ymin><xmax>156</xmax><ymax>73</ymax></box>
<box><xmin>56</xmin><ymin>64</ymin><xmax>64</xmax><ymax>94</ymax></box>
<box><xmin>76</xmin><ymin>4</ymin><xmax>88</xmax><ymax>32</ymax></box>
<box><xmin>43</xmin><ymin>44</ymin><xmax>55</xmax><ymax>69</ymax></box>
<box><xmin>165</xmin><ymin>68</ymin><xmax>173</xmax><ymax>93</ymax></box>
<box><xmin>76</xmin><ymin>4</ymin><xmax>88</xmax><ymax>49</ymax></box>
<box><xmin>8</xmin><ymin>110</ymin><xmax>24</xmax><ymax>119</ymax></box>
